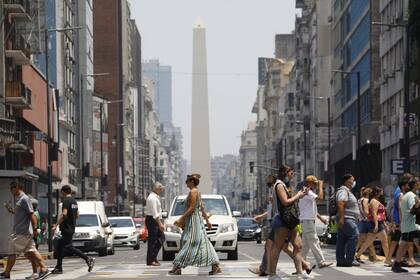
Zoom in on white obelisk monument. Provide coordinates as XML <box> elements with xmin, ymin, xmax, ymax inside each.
<box><xmin>191</xmin><ymin>18</ymin><xmax>212</xmax><ymax>193</ymax></box>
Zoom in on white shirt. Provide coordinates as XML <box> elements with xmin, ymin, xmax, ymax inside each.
<box><xmin>298</xmin><ymin>189</ymin><xmax>318</xmax><ymax>220</ymax></box>
<box><xmin>145</xmin><ymin>192</ymin><xmax>162</xmax><ymax>219</ymax></box>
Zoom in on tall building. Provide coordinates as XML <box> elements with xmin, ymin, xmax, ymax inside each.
<box><xmin>93</xmin><ymin>0</ymin><xmax>127</xmax><ymax>213</ymax></box>
<box><xmin>330</xmin><ymin>0</ymin><xmax>381</xmax><ymax>187</ymax></box>
<box><xmin>191</xmin><ymin>19</ymin><xmax>212</xmax><ymax>193</ymax></box>
<box><xmin>142</xmin><ymin>60</ymin><xmax>172</xmax><ymax>124</ymax></box>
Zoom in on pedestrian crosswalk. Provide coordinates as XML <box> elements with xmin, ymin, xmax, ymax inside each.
<box><xmin>7</xmin><ymin>261</ymin><xmax>420</xmax><ymax>279</ymax></box>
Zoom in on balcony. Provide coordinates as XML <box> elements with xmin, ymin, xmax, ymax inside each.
<box><xmin>59</xmin><ymin>112</ymin><xmax>73</xmax><ymax>131</ymax></box>
<box><xmin>8</xmin><ymin>131</ymin><xmax>33</xmax><ymax>154</ymax></box>
<box><xmin>4</xmin><ymin>0</ymin><xmax>31</xmax><ymax>21</ymax></box>
<box><xmin>5</xmin><ymin>35</ymin><xmax>31</xmax><ymax>65</ymax></box>
<box><xmin>6</xmin><ymin>81</ymin><xmax>32</xmax><ymax>109</ymax></box>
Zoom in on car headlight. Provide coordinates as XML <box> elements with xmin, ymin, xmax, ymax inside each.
<box><xmin>220</xmin><ymin>223</ymin><xmax>235</xmax><ymax>233</ymax></box>
<box><xmin>165</xmin><ymin>224</ymin><xmax>182</xmax><ymax>234</ymax></box>
<box><xmin>256</xmin><ymin>228</ymin><xmax>262</xmax><ymax>233</ymax></box>
<box><xmin>90</xmin><ymin>229</ymin><xmax>101</xmax><ymax>238</ymax></box>
<box><xmin>131</xmin><ymin>230</ymin><xmax>138</xmax><ymax>237</ymax></box>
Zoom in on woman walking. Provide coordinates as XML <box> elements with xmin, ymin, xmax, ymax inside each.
<box><xmin>169</xmin><ymin>174</ymin><xmax>221</xmax><ymax>275</ymax></box>
<box><xmin>355</xmin><ymin>186</ymin><xmax>389</xmax><ymax>263</ymax></box>
<box><xmin>267</xmin><ymin>165</ymin><xmax>312</xmax><ymax>280</ymax></box>
<box><xmin>356</xmin><ymin>187</ymin><xmax>377</xmax><ymax>261</ymax></box>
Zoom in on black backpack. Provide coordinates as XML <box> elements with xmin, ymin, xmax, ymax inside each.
<box><xmin>328</xmin><ymin>189</ymin><xmax>337</xmax><ymax>216</ymax></box>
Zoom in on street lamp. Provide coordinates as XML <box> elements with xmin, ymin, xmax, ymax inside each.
<box><xmin>80</xmin><ymin>73</ymin><xmax>110</xmax><ymax>200</ymax></box>
<box><xmin>45</xmin><ymin>26</ymin><xmax>82</xmax><ymax>252</ymax></box>
<box><xmin>372</xmin><ymin>20</ymin><xmax>411</xmax><ymax>170</ymax></box>
<box><xmin>116</xmin><ymin>122</ymin><xmax>127</xmax><ymax>215</ymax></box>
<box><xmin>97</xmin><ymin>99</ymin><xmax>122</xmax><ymax>203</ymax></box>
<box><xmin>332</xmin><ymin>69</ymin><xmax>361</xmax><ymax>186</ymax></box>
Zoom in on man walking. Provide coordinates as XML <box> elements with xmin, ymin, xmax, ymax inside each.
<box><xmin>146</xmin><ymin>182</ymin><xmax>165</xmax><ymax>266</ymax></box>
<box><xmin>0</xmin><ymin>182</ymin><xmax>50</xmax><ymax>280</ymax></box>
<box><xmin>336</xmin><ymin>174</ymin><xmax>360</xmax><ymax>267</ymax></box>
<box><xmin>392</xmin><ymin>177</ymin><xmax>420</xmax><ymax>273</ymax></box>
<box><xmin>51</xmin><ymin>185</ymin><xmax>94</xmax><ymax>274</ymax></box>
<box><xmin>299</xmin><ymin>176</ymin><xmax>333</xmax><ymax>268</ymax></box>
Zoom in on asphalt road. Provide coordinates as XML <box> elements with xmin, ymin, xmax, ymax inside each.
<box><xmin>4</xmin><ymin>241</ymin><xmax>420</xmax><ymax>279</ymax></box>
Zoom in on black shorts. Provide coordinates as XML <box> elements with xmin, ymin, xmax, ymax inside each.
<box><xmin>401</xmin><ymin>231</ymin><xmax>419</xmax><ymax>242</ymax></box>
<box><xmin>390</xmin><ymin>228</ymin><xmax>401</xmax><ymax>242</ymax></box>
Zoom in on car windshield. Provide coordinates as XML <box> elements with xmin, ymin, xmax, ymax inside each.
<box><xmin>237</xmin><ymin>218</ymin><xmax>255</xmax><ymax>227</ymax></box>
<box><xmin>76</xmin><ymin>214</ymin><xmax>99</xmax><ymax>227</ymax></box>
<box><xmin>171</xmin><ymin>198</ymin><xmax>228</xmax><ymax>216</ymax></box>
<box><xmin>110</xmin><ymin>218</ymin><xmax>134</xmax><ymax>227</ymax></box>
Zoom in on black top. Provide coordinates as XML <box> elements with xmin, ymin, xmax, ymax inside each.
<box><xmin>61</xmin><ymin>196</ymin><xmax>78</xmax><ymax>235</ymax></box>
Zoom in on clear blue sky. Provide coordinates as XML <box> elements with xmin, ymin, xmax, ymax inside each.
<box><xmin>130</xmin><ymin>0</ymin><xmax>296</xmax><ymax>160</ymax></box>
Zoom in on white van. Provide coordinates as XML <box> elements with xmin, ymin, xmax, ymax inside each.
<box><xmin>55</xmin><ymin>201</ymin><xmax>115</xmax><ymax>256</ymax></box>
<box><xmin>162</xmin><ymin>194</ymin><xmax>240</xmax><ymax>261</ymax></box>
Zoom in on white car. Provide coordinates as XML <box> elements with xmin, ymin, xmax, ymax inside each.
<box><xmin>162</xmin><ymin>194</ymin><xmax>240</xmax><ymax>261</ymax></box>
<box><xmin>108</xmin><ymin>217</ymin><xmax>140</xmax><ymax>250</ymax></box>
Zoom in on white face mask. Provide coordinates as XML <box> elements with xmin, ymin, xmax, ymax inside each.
<box><xmin>352</xmin><ymin>181</ymin><xmax>357</xmax><ymax>189</ymax></box>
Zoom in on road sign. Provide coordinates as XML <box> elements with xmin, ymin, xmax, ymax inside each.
<box><xmin>391</xmin><ymin>159</ymin><xmax>409</xmax><ymax>175</ymax></box>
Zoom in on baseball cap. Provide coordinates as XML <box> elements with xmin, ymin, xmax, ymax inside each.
<box><xmin>305</xmin><ymin>175</ymin><xmax>319</xmax><ymax>184</ymax></box>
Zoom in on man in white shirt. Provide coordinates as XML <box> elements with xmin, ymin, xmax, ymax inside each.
<box><xmin>145</xmin><ymin>182</ymin><xmax>165</xmax><ymax>266</ymax></box>
<box><xmin>299</xmin><ymin>176</ymin><xmax>333</xmax><ymax>268</ymax></box>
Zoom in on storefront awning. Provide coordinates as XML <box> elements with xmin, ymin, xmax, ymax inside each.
<box><xmin>0</xmin><ymin>170</ymin><xmax>38</xmax><ymax>181</ymax></box>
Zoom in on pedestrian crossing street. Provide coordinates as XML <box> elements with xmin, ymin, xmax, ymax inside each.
<box><xmin>8</xmin><ymin>260</ymin><xmax>420</xmax><ymax>280</ymax></box>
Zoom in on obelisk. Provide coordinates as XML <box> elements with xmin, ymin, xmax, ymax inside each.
<box><xmin>191</xmin><ymin>18</ymin><xmax>212</xmax><ymax>193</ymax></box>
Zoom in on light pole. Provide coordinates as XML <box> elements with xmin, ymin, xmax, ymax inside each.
<box><xmin>98</xmin><ymin>99</ymin><xmax>122</xmax><ymax>202</ymax></box>
<box><xmin>116</xmin><ymin>122</ymin><xmax>127</xmax><ymax>215</ymax></box>
<box><xmin>332</xmin><ymin>70</ymin><xmax>361</xmax><ymax>186</ymax></box>
<box><xmin>45</xmin><ymin>26</ymin><xmax>82</xmax><ymax>252</ymax></box>
<box><xmin>80</xmin><ymin>73</ymin><xmax>109</xmax><ymax>199</ymax></box>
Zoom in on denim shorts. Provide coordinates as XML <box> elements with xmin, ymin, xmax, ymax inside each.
<box><xmin>366</xmin><ymin>221</ymin><xmax>385</xmax><ymax>233</ymax></box>
<box><xmin>358</xmin><ymin>220</ymin><xmax>370</xmax><ymax>234</ymax></box>
<box><xmin>271</xmin><ymin>214</ymin><xmax>285</xmax><ymax>230</ymax></box>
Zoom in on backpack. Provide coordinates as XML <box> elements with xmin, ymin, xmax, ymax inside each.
<box><xmin>328</xmin><ymin>189</ymin><xmax>337</xmax><ymax>216</ymax></box>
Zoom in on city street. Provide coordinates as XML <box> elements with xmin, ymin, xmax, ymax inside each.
<box><xmin>5</xmin><ymin>241</ymin><xmax>420</xmax><ymax>280</ymax></box>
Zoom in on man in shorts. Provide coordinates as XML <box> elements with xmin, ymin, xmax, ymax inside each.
<box><xmin>392</xmin><ymin>177</ymin><xmax>420</xmax><ymax>273</ymax></box>
<box><xmin>0</xmin><ymin>182</ymin><xmax>50</xmax><ymax>280</ymax></box>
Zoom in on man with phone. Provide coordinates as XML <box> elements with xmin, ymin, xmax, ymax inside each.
<box><xmin>0</xmin><ymin>182</ymin><xmax>50</xmax><ymax>280</ymax></box>
<box><xmin>298</xmin><ymin>176</ymin><xmax>333</xmax><ymax>269</ymax></box>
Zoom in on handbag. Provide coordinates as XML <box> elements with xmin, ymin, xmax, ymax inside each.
<box><xmin>276</xmin><ymin>182</ymin><xmax>300</xmax><ymax>230</ymax></box>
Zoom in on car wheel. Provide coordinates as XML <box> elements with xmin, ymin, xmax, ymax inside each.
<box><xmin>256</xmin><ymin>238</ymin><xmax>262</xmax><ymax>244</ymax></box>
<box><xmin>227</xmin><ymin>245</ymin><xmax>238</xmax><ymax>260</ymax></box>
<box><xmin>162</xmin><ymin>247</ymin><xmax>175</xmax><ymax>261</ymax></box>
<box><xmin>133</xmin><ymin>243</ymin><xmax>140</xmax><ymax>250</ymax></box>
<box><xmin>98</xmin><ymin>246</ymin><xmax>108</xmax><ymax>257</ymax></box>
<box><xmin>143</xmin><ymin>240</ymin><xmax>147</xmax><ymax>243</ymax></box>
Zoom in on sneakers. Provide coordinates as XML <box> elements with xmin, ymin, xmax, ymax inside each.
<box><xmin>268</xmin><ymin>275</ymin><xmax>282</xmax><ymax>280</ymax></box>
<box><xmin>25</xmin><ymin>273</ymin><xmax>39</xmax><ymax>280</ymax></box>
<box><xmin>319</xmin><ymin>262</ymin><xmax>333</xmax><ymax>269</ymax></box>
<box><xmin>37</xmin><ymin>270</ymin><xmax>51</xmax><ymax>280</ymax></box>
<box><xmin>297</xmin><ymin>272</ymin><xmax>314</xmax><ymax>279</ymax></box>
<box><xmin>87</xmin><ymin>257</ymin><xmax>95</xmax><ymax>272</ymax></box>
<box><xmin>392</xmin><ymin>263</ymin><xmax>408</xmax><ymax>273</ymax></box>
<box><xmin>0</xmin><ymin>272</ymin><xmax>10</xmax><ymax>279</ymax></box>
<box><xmin>51</xmin><ymin>267</ymin><xmax>63</xmax><ymax>274</ymax></box>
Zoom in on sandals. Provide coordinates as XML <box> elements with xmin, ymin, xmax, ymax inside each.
<box><xmin>168</xmin><ymin>267</ymin><xmax>181</xmax><ymax>275</ymax></box>
<box><xmin>209</xmin><ymin>265</ymin><xmax>222</xmax><ymax>275</ymax></box>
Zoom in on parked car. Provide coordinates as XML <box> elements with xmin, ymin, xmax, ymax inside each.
<box><xmin>54</xmin><ymin>201</ymin><xmax>115</xmax><ymax>257</ymax></box>
<box><xmin>162</xmin><ymin>194</ymin><xmax>240</xmax><ymax>261</ymax></box>
<box><xmin>237</xmin><ymin>217</ymin><xmax>262</xmax><ymax>243</ymax></box>
<box><xmin>109</xmin><ymin>216</ymin><xmax>140</xmax><ymax>250</ymax></box>
<box><xmin>133</xmin><ymin>217</ymin><xmax>147</xmax><ymax>243</ymax></box>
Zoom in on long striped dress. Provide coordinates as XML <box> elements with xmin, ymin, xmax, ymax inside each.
<box><xmin>173</xmin><ymin>192</ymin><xmax>219</xmax><ymax>268</ymax></box>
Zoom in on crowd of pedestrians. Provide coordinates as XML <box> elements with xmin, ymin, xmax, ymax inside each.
<box><xmin>248</xmin><ymin>166</ymin><xmax>420</xmax><ymax>279</ymax></box>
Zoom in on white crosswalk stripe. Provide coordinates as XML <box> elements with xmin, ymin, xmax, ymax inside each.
<box><xmin>7</xmin><ymin>260</ymin><xmax>420</xmax><ymax>279</ymax></box>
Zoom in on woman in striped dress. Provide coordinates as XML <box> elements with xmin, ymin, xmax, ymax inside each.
<box><xmin>169</xmin><ymin>174</ymin><xmax>221</xmax><ymax>275</ymax></box>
